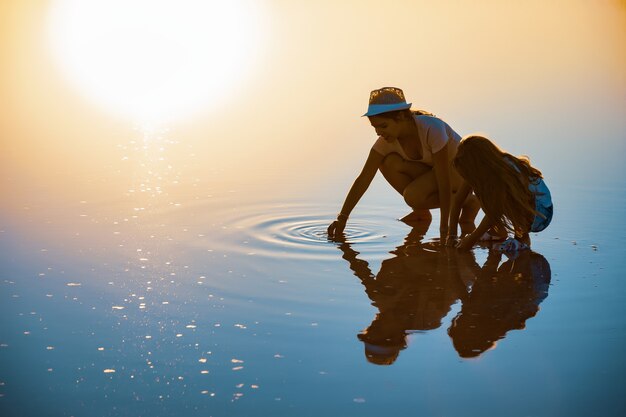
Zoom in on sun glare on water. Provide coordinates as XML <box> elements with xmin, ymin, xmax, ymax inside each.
<box><xmin>47</xmin><ymin>0</ymin><xmax>266</xmax><ymax>124</ymax></box>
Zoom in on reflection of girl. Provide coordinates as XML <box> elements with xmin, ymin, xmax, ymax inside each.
<box><xmin>336</xmin><ymin>225</ymin><xmax>470</xmax><ymax>365</ymax></box>
<box><xmin>448</xmin><ymin>250</ymin><xmax>551</xmax><ymax>358</ymax></box>
<box><xmin>448</xmin><ymin>136</ymin><xmax>553</xmax><ymax>251</ymax></box>
<box><xmin>328</xmin><ymin>87</ymin><xmax>478</xmax><ymax>241</ymax></box>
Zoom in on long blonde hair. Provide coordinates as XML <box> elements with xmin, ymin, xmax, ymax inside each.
<box><xmin>453</xmin><ymin>136</ymin><xmax>543</xmax><ymax>236</ymax></box>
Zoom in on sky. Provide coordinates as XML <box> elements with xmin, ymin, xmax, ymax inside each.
<box><xmin>1</xmin><ymin>0</ymin><xmax>625</xmax><ymax>216</ymax></box>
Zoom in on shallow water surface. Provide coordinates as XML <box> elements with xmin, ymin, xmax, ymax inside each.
<box><xmin>1</xmin><ymin>1</ymin><xmax>625</xmax><ymax>415</ymax></box>
<box><xmin>1</xmin><ymin>175</ymin><xmax>625</xmax><ymax>416</ymax></box>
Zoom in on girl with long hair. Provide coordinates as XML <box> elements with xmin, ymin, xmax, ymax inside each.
<box><xmin>447</xmin><ymin>135</ymin><xmax>553</xmax><ymax>251</ymax></box>
<box><xmin>327</xmin><ymin>87</ymin><xmax>479</xmax><ymax>240</ymax></box>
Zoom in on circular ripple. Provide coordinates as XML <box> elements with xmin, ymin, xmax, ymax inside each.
<box><xmin>213</xmin><ymin>204</ymin><xmax>410</xmax><ymax>260</ymax></box>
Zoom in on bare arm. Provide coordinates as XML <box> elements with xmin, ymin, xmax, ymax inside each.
<box><xmin>456</xmin><ymin>215</ymin><xmax>493</xmax><ymax>250</ymax></box>
<box><xmin>327</xmin><ymin>149</ymin><xmax>384</xmax><ymax>239</ymax></box>
<box><xmin>446</xmin><ymin>180</ymin><xmax>471</xmax><ymax>244</ymax></box>
<box><xmin>337</xmin><ymin>241</ymin><xmax>375</xmax><ymax>282</ymax></box>
<box><xmin>432</xmin><ymin>143</ymin><xmax>452</xmax><ymax>238</ymax></box>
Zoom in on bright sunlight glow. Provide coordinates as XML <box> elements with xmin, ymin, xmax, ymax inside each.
<box><xmin>47</xmin><ymin>0</ymin><xmax>266</xmax><ymax>124</ymax></box>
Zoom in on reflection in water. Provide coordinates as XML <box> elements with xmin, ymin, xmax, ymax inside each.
<box><xmin>449</xmin><ymin>250</ymin><xmax>551</xmax><ymax>358</ymax></box>
<box><xmin>336</xmin><ymin>221</ymin><xmax>471</xmax><ymax>364</ymax></box>
<box><xmin>334</xmin><ymin>221</ymin><xmax>551</xmax><ymax>363</ymax></box>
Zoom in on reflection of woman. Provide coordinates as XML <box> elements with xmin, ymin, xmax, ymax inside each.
<box><xmin>336</xmin><ymin>224</ymin><xmax>474</xmax><ymax>365</ymax></box>
<box><xmin>448</xmin><ymin>250</ymin><xmax>551</xmax><ymax>358</ymax></box>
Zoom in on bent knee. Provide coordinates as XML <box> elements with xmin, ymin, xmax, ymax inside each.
<box><xmin>403</xmin><ymin>188</ymin><xmax>432</xmax><ymax>209</ymax></box>
<box><xmin>382</xmin><ymin>152</ymin><xmax>403</xmax><ymax>170</ymax></box>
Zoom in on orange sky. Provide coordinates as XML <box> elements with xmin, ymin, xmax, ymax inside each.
<box><xmin>1</xmin><ymin>0</ymin><xmax>625</xmax><ymax>214</ymax></box>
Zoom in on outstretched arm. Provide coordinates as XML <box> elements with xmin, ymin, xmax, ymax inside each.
<box><xmin>432</xmin><ymin>143</ymin><xmax>451</xmax><ymax>239</ymax></box>
<box><xmin>456</xmin><ymin>215</ymin><xmax>493</xmax><ymax>250</ymax></box>
<box><xmin>327</xmin><ymin>149</ymin><xmax>384</xmax><ymax>239</ymax></box>
<box><xmin>446</xmin><ymin>180</ymin><xmax>471</xmax><ymax>245</ymax></box>
<box><xmin>336</xmin><ymin>240</ymin><xmax>375</xmax><ymax>282</ymax></box>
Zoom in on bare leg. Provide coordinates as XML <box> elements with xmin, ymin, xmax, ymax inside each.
<box><xmin>402</xmin><ymin>169</ymin><xmax>439</xmax><ymax>209</ymax></box>
<box><xmin>379</xmin><ymin>154</ymin><xmax>481</xmax><ymax>229</ymax></box>
<box><xmin>379</xmin><ymin>153</ymin><xmax>432</xmax><ymax>221</ymax></box>
<box><xmin>459</xmin><ymin>194</ymin><xmax>480</xmax><ymax>235</ymax></box>
<box><xmin>379</xmin><ymin>153</ymin><xmax>431</xmax><ymax>194</ymax></box>
<box><xmin>400</xmin><ymin>210</ymin><xmax>432</xmax><ymax>223</ymax></box>
<box><xmin>402</xmin><ymin>169</ymin><xmax>482</xmax><ymax>232</ymax></box>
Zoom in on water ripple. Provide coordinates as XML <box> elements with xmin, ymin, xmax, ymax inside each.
<box><xmin>209</xmin><ymin>204</ymin><xmax>409</xmax><ymax>260</ymax></box>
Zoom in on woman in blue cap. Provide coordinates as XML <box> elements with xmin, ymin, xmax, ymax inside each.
<box><xmin>328</xmin><ymin>87</ymin><xmax>478</xmax><ymax>240</ymax></box>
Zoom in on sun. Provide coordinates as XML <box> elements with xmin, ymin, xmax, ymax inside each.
<box><xmin>47</xmin><ymin>0</ymin><xmax>266</xmax><ymax>124</ymax></box>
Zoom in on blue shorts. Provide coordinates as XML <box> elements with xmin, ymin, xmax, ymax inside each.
<box><xmin>531</xmin><ymin>204</ymin><xmax>553</xmax><ymax>233</ymax></box>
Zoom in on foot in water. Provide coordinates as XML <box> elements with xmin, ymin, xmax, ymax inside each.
<box><xmin>400</xmin><ymin>209</ymin><xmax>432</xmax><ymax>223</ymax></box>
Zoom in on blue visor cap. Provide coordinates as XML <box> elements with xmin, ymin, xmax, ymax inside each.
<box><xmin>363</xmin><ymin>102</ymin><xmax>412</xmax><ymax>117</ymax></box>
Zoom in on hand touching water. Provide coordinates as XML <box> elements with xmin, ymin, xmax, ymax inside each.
<box><xmin>327</xmin><ymin>216</ymin><xmax>347</xmax><ymax>241</ymax></box>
